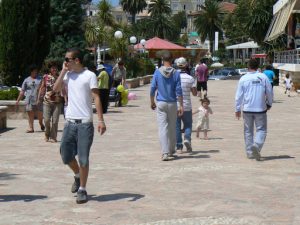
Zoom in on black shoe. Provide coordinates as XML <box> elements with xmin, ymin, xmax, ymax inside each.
<box><xmin>76</xmin><ymin>189</ymin><xmax>88</xmax><ymax>204</ymax></box>
<box><xmin>41</xmin><ymin>124</ymin><xmax>45</xmax><ymax>131</ymax></box>
<box><xmin>71</xmin><ymin>176</ymin><xmax>80</xmax><ymax>193</ymax></box>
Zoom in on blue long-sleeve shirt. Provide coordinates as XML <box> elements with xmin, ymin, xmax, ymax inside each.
<box><xmin>150</xmin><ymin>68</ymin><xmax>182</xmax><ymax>102</ymax></box>
<box><xmin>235</xmin><ymin>71</ymin><xmax>273</xmax><ymax>113</ymax></box>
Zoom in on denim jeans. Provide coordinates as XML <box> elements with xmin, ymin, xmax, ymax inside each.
<box><xmin>176</xmin><ymin>111</ymin><xmax>192</xmax><ymax>149</ymax></box>
<box><xmin>60</xmin><ymin>121</ymin><xmax>94</xmax><ymax>167</ymax></box>
<box><xmin>243</xmin><ymin>112</ymin><xmax>267</xmax><ymax>154</ymax></box>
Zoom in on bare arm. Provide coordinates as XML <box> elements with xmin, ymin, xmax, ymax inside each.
<box><xmin>150</xmin><ymin>95</ymin><xmax>156</xmax><ymax>110</ymax></box>
<box><xmin>53</xmin><ymin>62</ymin><xmax>68</xmax><ymax>93</ymax></box>
<box><xmin>191</xmin><ymin>87</ymin><xmax>197</xmax><ymax>96</ymax></box>
<box><xmin>92</xmin><ymin>88</ymin><xmax>106</xmax><ymax>135</ymax></box>
<box><xmin>192</xmin><ymin>109</ymin><xmax>199</xmax><ymax>115</ymax></box>
<box><xmin>16</xmin><ymin>91</ymin><xmax>25</xmax><ymax>106</ymax></box>
<box><xmin>37</xmin><ymin>78</ymin><xmax>45</xmax><ymax>104</ymax></box>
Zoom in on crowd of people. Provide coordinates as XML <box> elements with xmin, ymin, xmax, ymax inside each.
<box><xmin>15</xmin><ymin>47</ymin><xmax>288</xmax><ymax>204</ymax></box>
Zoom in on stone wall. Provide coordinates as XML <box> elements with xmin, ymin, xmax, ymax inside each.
<box><xmin>0</xmin><ymin>101</ymin><xmax>27</xmax><ymax>119</ymax></box>
<box><xmin>0</xmin><ymin>106</ymin><xmax>7</xmax><ymax>130</ymax></box>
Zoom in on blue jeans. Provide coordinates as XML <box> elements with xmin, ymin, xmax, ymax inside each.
<box><xmin>176</xmin><ymin>111</ymin><xmax>192</xmax><ymax>149</ymax></box>
<box><xmin>243</xmin><ymin>112</ymin><xmax>267</xmax><ymax>154</ymax></box>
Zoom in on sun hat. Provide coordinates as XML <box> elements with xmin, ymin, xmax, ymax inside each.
<box><xmin>97</xmin><ymin>64</ymin><xmax>105</xmax><ymax>70</ymax></box>
<box><xmin>176</xmin><ymin>57</ymin><xmax>187</xmax><ymax>67</ymax></box>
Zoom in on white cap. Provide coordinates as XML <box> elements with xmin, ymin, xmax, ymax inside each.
<box><xmin>97</xmin><ymin>64</ymin><xmax>105</xmax><ymax>70</ymax></box>
<box><xmin>176</xmin><ymin>57</ymin><xmax>187</xmax><ymax>67</ymax></box>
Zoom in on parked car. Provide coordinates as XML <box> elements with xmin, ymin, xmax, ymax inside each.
<box><xmin>0</xmin><ymin>84</ymin><xmax>10</xmax><ymax>91</ymax></box>
<box><xmin>237</xmin><ymin>68</ymin><xmax>248</xmax><ymax>75</ymax></box>
<box><xmin>208</xmin><ymin>67</ymin><xmax>241</xmax><ymax>80</ymax></box>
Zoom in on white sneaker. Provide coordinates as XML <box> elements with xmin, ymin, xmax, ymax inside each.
<box><xmin>184</xmin><ymin>140</ymin><xmax>192</xmax><ymax>152</ymax></box>
<box><xmin>162</xmin><ymin>154</ymin><xmax>169</xmax><ymax>161</ymax></box>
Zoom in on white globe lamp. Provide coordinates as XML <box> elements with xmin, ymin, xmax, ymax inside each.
<box><xmin>114</xmin><ymin>30</ymin><xmax>123</xmax><ymax>39</ymax></box>
<box><xmin>140</xmin><ymin>39</ymin><xmax>146</xmax><ymax>47</ymax></box>
<box><xmin>129</xmin><ymin>36</ymin><xmax>137</xmax><ymax>44</ymax></box>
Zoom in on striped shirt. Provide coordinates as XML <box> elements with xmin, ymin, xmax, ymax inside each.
<box><xmin>177</xmin><ymin>71</ymin><xmax>196</xmax><ymax>111</ymax></box>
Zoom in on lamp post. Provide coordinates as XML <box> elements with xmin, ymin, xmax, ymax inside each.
<box><xmin>140</xmin><ymin>39</ymin><xmax>146</xmax><ymax>54</ymax></box>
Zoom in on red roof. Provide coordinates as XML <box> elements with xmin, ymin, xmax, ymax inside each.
<box><xmin>135</xmin><ymin>37</ymin><xmax>186</xmax><ymax>50</ymax></box>
<box><xmin>219</xmin><ymin>2</ymin><xmax>237</xmax><ymax>13</ymax></box>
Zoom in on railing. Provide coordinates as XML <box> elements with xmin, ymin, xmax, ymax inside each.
<box><xmin>274</xmin><ymin>49</ymin><xmax>300</xmax><ymax>64</ymax></box>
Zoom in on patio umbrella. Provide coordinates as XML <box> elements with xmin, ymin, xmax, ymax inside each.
<box><xmin>211</xmin><ymin>62</ymin><xmax>224</xmax><ymax>68</ymax></box>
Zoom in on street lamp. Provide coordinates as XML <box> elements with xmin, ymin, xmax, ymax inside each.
<box><xmin>129</xmin><ymin>36</ymin><xmax>137</xmax><ymax>45</ymax></box>
<box><xmin>140</xmin><ymin>39</ymin><xmax>146</xmax><ymax>53</ymax></box>
<box><xmin>114</xmin><ymin>30</ymin><xmax>123</xmax><ymax>39</ymax></box>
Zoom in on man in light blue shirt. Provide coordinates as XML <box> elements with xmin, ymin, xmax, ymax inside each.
<box><xmin>263</xmin><ymin>65</ymin><xmax>275</xmax><ymax>89</ymax></box>
<box><xmin>235</xmin><ymin>59</ymin><xmax>273</xmax><ymax>161</ymax></box>
<box><xmin>150</xmin><ymin>50</ymin><xmax>183</xmax><ymax>161</ymax></box>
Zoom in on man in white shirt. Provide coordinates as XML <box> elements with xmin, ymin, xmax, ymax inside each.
<box><xmin>176</xmin><ymin>57</ymin><xmax>197</xmax><ymax>153</ymax></box>
<box><xmin>235</xmin><ymin>58</ymin><xmax>273</xmax><ymax>161</ymax></box>
<box><xmin>53</xmin><ymin>48</ymin><xmax>106</xmax><ymax>204</ymax></box>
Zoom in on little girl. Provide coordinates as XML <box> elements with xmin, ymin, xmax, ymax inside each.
<box><xmin>193</xmin><ymin>97</ymin><xmax>213</xmax><ymax>139</ymax></box>
<box><xmin>284</xmin><ymin>73</ymin><xmax>293</xmax><ymax>97</ymax></box>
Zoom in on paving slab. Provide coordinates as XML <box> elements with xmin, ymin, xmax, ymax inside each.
<box><xmin>0</xmin><ymin>80</ymin><xmax>300</xmax><ymax>225</ymax></box>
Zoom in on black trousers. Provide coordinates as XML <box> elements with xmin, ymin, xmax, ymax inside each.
<box><xmin>99</xmin><ymin>89</ymin><xmax>110</xmax><ymax>113</ymax></box>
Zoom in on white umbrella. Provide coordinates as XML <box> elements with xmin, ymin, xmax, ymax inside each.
<box><xmin>211</xmin><ymin>62</ymin><xmax>224</xmax><ymax>68</ymax></box>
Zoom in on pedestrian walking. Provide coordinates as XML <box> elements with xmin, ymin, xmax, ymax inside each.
<box><xmin>195</xmin><ymin>58</ymin><xmax>209</xmax><ymax>99</ymax></box>
<box><xmin>97</xmin><ymin>64</ymin><xmax>110</xmax><ymax>113</ymax></box>
<box><xmin>37</xmin><ymin>61</ymin><xmax>63</xmax><ymax>142</ymax></box>
<box><xmin>53</xmin><ymin>48</ymin><xmax>106</xmax><ymax>204</ymax></box>
<box><xmin>16</xmin><ymin>64</ymin><xmax>44</xmax><ymax>133</ymax></box>
<box><xmin>263</xmin><ymin>65</ymin><xmax>275</xmax><ymax>89</ymax></box>
<box><xmin>235</xmin><ymin>59</ymin><xmax>273</xmax><ymax>161</ymax></box>
<box><xmin>284</xmin><ymin>73</ymin><xmax>293</xmax><ymax>97</ymax></box>
<box><xmin>193</xmin><ymin>97</ymin><xmax>213</xmax><ymax>140</ymax></box>
<box><xmin>175</xmin><ymin>57</ymin><xmax>197</xmax><ymax>153</ymax></box>
<box><xmin>150</xmin><ymin>50</ymin><xmax>183</xmax><ymax>161</ymax></box>
<box><xmin>111</xmin><ymin>60</ymin><xmax>126</xmax><ymax>87</ymax></box>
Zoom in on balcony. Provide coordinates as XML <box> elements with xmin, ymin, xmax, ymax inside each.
<box><xmin>274</xmin><ymin>49</ymin><xmax>300</xmax><ymax>64</ymax></box>
<box><xmin>273</xmin><ymin>49</ymin><xmax>300</xmax><ymax>72</ymax></box>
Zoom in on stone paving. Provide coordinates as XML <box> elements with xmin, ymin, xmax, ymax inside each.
<box><xmin>1</xmin><ymin>80</ymin><xmax>300</xmax><ymax>225</ymax></box>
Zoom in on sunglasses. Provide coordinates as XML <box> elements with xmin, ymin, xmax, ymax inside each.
<box><xmin>65</xmin><ymin>57</ymin><xmax>75</xmax><ymax>62</ymax></box>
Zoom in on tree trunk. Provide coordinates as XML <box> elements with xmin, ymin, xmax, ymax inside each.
<box><xmin>131</xmin><ymin>14</ymin><xmax>136</xmax><ymax>24</ymax></box>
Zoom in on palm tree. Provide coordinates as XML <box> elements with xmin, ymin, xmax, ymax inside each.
<box><xmin>148</xmin><ymin>0</ymin><xmax>171</xmax><ymax>17</ymax></box>
<box><xmin>97</xmin><ymin>0</ymin><xmax>115</xmax><ymax>28</ymax></box>
<box><xmin>149</xmin><ymin>14</ymin><xmax>174</xmax><ymax>39</ymax></box>
<box><xmin>120</xmin><ymin>0</ymin><xmax>147</xmax><ymax>24</ymax></box>
<box><xmin>194</xmin><ymin>0</ymin><xmax>224</xmax><ymax>53</ymax></box>
<box><xmin>84</xmin><ymin>19</ymin><xmax>108</xmax><ymax>65</ymax></box>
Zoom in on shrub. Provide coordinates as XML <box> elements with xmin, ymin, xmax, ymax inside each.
<box><xmin>0</xmin><ymin>88</ymin><xmax>19</xmax><ymax>100</ymax></box>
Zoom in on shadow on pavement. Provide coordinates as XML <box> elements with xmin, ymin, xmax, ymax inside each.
<box><xmin>171</xmin><ymin>155</ymin><xmax>210</xmax><ymax>160</ymax></box>
<box><xmin>90</xmin><ymin>193</ymin><xmax>144</xmax><ymax>202</ymax></box>
<box><xmin>0</xmin><ymin>195</ymin><xmax>47</xmax><ymax>202</ymax></box>
<box><xmin>0</xmin><ymin>172</ymin><xmax>20</xmax><ymax>180</ymax></box>
<box><xmin>273</xmin><ymin>100</ymin><xmax>284</xmax><ymax>103</ymax></box>
<box><xmin>0</xmin><ymin>127</ymin><xmax>15</xmax><ymax>134</ymax></box>
<box><xmin>260</xmin><ymin>155</ymin><xmax>295</xmax><ymax>161</ymax></box>
<box><xmin>107</xmin><ymin>110</ymin><xmax>123</xmax><ymax>113</ymax></box>
<box><xmin>190</xmin><ymin>150</ymin><xmax>220</xmax><ymax>155</ymax></box>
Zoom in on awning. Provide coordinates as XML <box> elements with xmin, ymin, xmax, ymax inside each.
<box><xmin>265</xmin><ymin>0</ymin><xmax>296</xmax><ymax>41</ymax></box>
<box><xmin>226</xmin><ymin>41</ymin><xmax>259</xmax><ymax>50</ymax></box>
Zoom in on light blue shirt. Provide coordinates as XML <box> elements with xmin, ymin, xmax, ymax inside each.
<box><xmin>150</xmin><ymin>68</ymin><xmax>182</xmax><ymax>102</ymax></box>
<box><xmin>263</xmin><ymin>70</ymin><xmax>275</xmax><ymax>83</ymax></box>
<box><xmin>235</xmin><ymin>71</ymin><xmax>273</xmax><ymax>112</ymax></box>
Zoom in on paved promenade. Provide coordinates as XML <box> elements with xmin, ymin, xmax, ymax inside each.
<box><xmin>1</xmin><ymin>80</ymin><xmax>300</xmax><ymax>225</ymax></box>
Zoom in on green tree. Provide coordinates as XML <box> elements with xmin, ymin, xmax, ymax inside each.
<box><xmin>148</xmin><ymin>0</ymin><xmax>171</xmax><ymax>16</ymax></box>
<box><xmin>48</xmin><ymin>0</ymin><xmax>86</xmax><ymax>62</ymax></box>
<box><xmin>120</xmin><ymin>0</ymin><xmax>147</xmax><ymax>24</ymax></box>
<box><xmin>194</xmin><ymin>0</ymin><xmax>224</xmax><ymax>53</ymax></box>
<box><xmin>98</xmin><ymin>0</ymin><xmax>115</xmax><ymax>28</ymax></box>
<box><xmin>0</xmin><ymin>0</ymin><xmax>51</xmax><ymax>85</ymax></box>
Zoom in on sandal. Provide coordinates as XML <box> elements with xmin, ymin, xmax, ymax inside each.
<box><xmin>41</xmin><ymin>125</ymin><xmax>45</xmax><ymax>131</ymax></box>
<box><xmin>26</xmin><ymin>130</ymin><xmax>34</xmax><ymax>133</ymax></box>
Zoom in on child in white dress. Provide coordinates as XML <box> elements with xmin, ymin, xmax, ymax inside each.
<box><xmin>284</xmin><ymin>73</ymin><xmax>293</xmax><ymax>97</ymax></box>
<box><xmin>193</xmin><ymin>97</ymin><xmax>213</xmax><ymax>139</ymax></box>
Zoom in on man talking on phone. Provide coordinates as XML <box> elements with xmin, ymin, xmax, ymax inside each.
<box><xmin>53</xmin><ymin>48</ymin><xmax>106</xmax><ymax>204</ymax></box>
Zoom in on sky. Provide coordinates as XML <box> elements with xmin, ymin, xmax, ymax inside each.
<box><xmin>92</xmin><ymin>0</ymin><xmax>119</xmax><ymax>6</ymax></box>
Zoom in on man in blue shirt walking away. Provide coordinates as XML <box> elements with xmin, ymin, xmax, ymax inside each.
<box><xmin>235</xmin><ymin>59</ymin><xmax>273</xmax><ymax>161</ymax></box>
<box><xmin>150</xmin><ymin>50</ymin><xmax>183</xmax><ymax>161</ymax></box>
<box><xmin>263</xmin><ymin>65</ymin><xmax>275</xmax><ymax>89</ymax></box>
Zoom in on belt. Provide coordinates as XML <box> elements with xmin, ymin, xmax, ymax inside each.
<box><xmin>66</xmin><ymin>119</ymin><xmax>92</xmax><ymax>124</ymax></box>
